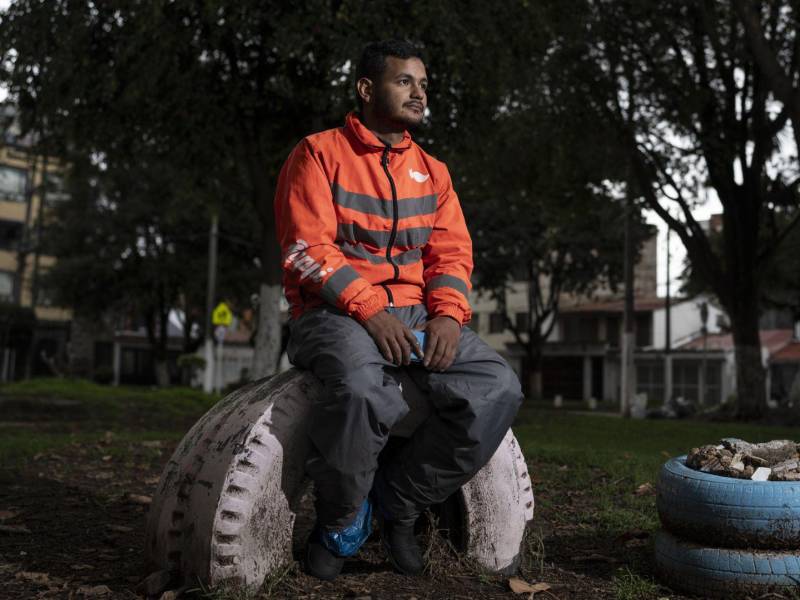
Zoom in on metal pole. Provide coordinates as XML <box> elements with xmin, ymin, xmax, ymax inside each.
<box><xmin>700</xmin><ymin>301</ymin><xmax>709</xmax><ymax>407</ymax></box>
<box><xmin>621</xmin><ymin>186</ymin><xmax>635</xmax><ymax>416</ymax></box>
<box><xmin>203</xmin><ymin>213</ymin><xmax>219</xmax><ymax>394</ymax></box>
<box><xmin>664</xmin><ymin>226</ymin><xmax>673</xmax><ymax>406</ymax></box>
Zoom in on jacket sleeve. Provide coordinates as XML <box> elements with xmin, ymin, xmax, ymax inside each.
<box><xmin>274</xmin><ymin>139</ymin><xmax>385</xmax><ymax>322</ymax></box>
<box><xmin>422</xmin><ymin>167</ymin><xmax>473</xmax><ymax>325</ymax></box>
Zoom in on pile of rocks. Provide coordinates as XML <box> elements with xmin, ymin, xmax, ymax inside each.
<box><xmin>686</xmin><ymin>438</ymin><xmax>800</xmax><ymax>481</ymax></box>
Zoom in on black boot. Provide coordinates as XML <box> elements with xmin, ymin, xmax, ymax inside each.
<box><xmin>303</xmin><ymin>531</ymin><xmax>345</xmax><ymax>581</ymax></box>
<box><xmin>378</xmin><ymin>515</ymin><xmax>425</xmax><ymax>575</ymax></box>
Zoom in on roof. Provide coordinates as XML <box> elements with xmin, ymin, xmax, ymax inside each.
<box><xmin>772</xmin><ymin>341</ymin><xmax>800</xmax><ymax>363</ymax></box>
<box><xmin>560</xmin><ymin>296</ymin><xmax>675</xmax><ymax>314</ymax></box>
<box><xmin>677</xmin><ymin>329</ymin><xmax>795</xmax><ymax>355</ymax></box>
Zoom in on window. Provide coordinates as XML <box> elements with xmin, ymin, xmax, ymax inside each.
<box><xmin>515</xmin><ymin>312</ymin><xmax>529</xmax><ymax>332</ymax></box>
<box><xmin>701</xmin><ymin>361</ymin><xmax>722</xmax><ymax>405</ymax></box>
<box><xmin>44</xmin><ymin>172</ymin><xmax>70</xmax><ymax>204</ymax></box>
<box><xmin>489</xmin><ymin>312</ymin><xmax>505</xmax><ymax>334</ymax></box>
<box><xmin>673</xmin><ymin>360</ymin><xmax>699</xmax><ymax>403</ymax></box>
<box><xmin>0</xmin><ymin>220</ymin><xmax>23</xmax><ymax>250</ymax></box>
<box><xmin>636</xmin><ymin>313</ymin><xmax>652</xmax><ymax>347</ymax></box>
<box><xmin>0</xmin><ymin>271</ymin><xmax>14</xmax><ymax>301</ymax></box>
<box><xmin>636</xmin><ymin>361</ymin><xmax>664</xmax><ymax>404</ymax></box>
<box><xmin>561</xmin><ymin>315</ymin><xmax>599</xmax><ymax>343</ymax></box>
<box><xmin>606</xmin><ymin>316</ymin><xmax>620</xmax><ymax>347</ymax></box>
<box><xmin>0</xmin><ymin>166</ymin><xmax>27</xmax><ymax>203</ymax></box>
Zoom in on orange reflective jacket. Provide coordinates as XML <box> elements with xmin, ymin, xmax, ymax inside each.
<box><xmin>275</xmin><ymin>112</ymin><xmax>473</xmax><ymax>325</ymax></box>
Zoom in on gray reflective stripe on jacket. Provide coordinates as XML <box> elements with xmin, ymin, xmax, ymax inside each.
<box><xmin>338</xmin><ymin>241</ymin><xmax>422</xmax><ymax>266</ymax></box>
<box><xmin>336</xmin><ymin>222</ymin><xmax>432</xmax><ymax>249</ymax></box>
<box><xmin>333</xmin><ymin>183</ymin><xmax>438</xmax><ymax>219</ymax></box>
<box><xmin>426</xmin><ymin>273</ymin><xmax>470</xmax><ymax>297</ymax></box>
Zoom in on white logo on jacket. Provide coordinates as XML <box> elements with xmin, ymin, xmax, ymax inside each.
<box><xmin>409</xmin><ymin>169</ymin><xmax>429</xmax><ymax>183</ymax></box>
<box><xmin>284</xmin><ymin>239</ymin><xmax>333</xmax><ymax>283</ymax></box>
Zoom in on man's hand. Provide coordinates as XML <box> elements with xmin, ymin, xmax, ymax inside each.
<box><xmin>423</xmin><ymin>316</ymin><xmax>461</xmax><ymax>372</ymax></box>
<box><xmin>363</xmin><ymin>311</ymin><xmax>424</xmax><ymax>366</ymax></box>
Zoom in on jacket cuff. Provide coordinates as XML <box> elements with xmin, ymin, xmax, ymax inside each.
<box><xmin>350</xmin><ymin>293</ymin><xmax>386</xmax><ymax>323</ymax></box>
<box><xmin>430</xmin><ymin>303</ymin><xmax>467</xmax><ymax>327</ymax></box>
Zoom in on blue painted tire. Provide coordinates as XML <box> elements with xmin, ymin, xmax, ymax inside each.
<box><xmin>655</xmin><ymin>530</ymin><xmax>800</xmax><ymax>599</ymax></box>
<box><xmin>657</xmin><ymin>456</ymin><xmax>800</xmax><ymax>549</ymax></box>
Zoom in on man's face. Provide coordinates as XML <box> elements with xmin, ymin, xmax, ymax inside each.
<box><xmin>370</xmin><ymin>56</ymin><xmax>428</xmax><ymax>128</ymax></box>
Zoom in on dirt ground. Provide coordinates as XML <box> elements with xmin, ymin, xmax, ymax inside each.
<box><xmin>0</xmin><ymin>429</ymin><xmax>695</xmax><ymax>600</ymax></box>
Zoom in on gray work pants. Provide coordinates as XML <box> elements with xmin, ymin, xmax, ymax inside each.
<box><xmin>287</xmin><ymin>304</ymin><xmax>523</xmax><ymax>528</ymax></box>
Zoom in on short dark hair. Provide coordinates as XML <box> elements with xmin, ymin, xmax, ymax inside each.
<box><xmin>355</xmin><ymin>40</ymin><xmax>424</xmax><ymax>109</ymax></box>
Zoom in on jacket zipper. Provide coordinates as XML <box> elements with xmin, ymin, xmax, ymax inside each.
<box><xmin>380</xmin><ymin>283</ymin><xmax>394</xmax><ymax>307</ymax></box>
<box><xmin>381</xmin><ymin>146</ymin><xmax>401</xmax><ymax>299</ymax></box>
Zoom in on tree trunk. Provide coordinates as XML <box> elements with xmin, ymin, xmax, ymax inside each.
<box><xmin>251</xmin><ymin>282</ymin><xmax>282</xmax><ymax>380</ymax></box>
<box><xmin>247</xmin><ymin>165</ymin><xmax>282</xmax><ymax>381</ymax></box>
<box><xmin>730</xmin><ymin>304</ymin><xmax>766</xmax><ymax>418</ymax></box>
<box><xmin>524</xmin><ymin>341</ymin><xmax>543</xmax><ymax>400</ymax></box>
<box><xmin>526</xmin><ymin>368</ymin><xmax>542</xmax><ymax>400</ymax></box>
<box><xmin>154</xmin><ymin>359</ymin><xmax>170</xmax><ymax>387</ymax></box>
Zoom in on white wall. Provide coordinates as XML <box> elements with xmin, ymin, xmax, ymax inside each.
<box><xmin>652</xmin><ymin>294</ymin><xmax>725</xmax><ymax>350</ymax></box>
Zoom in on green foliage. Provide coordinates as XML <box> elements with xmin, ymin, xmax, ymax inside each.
<box><xmin>612</xmin><ymin>567</ymin><xmax>661</xmax><ymax>600</ymax></box>
<box><xmin>177</xmin><ymin>353</ymin><xmax>206</xmax><ymax>370</ymax></box>
<box><xmin>0</xmin><ymin>377</ymin><xmax>220</xmax><ymax>425</ymax></box>
<box><xmin>557</xmin><ymin>0</ymin><xmax>800</xmax><ymax>415</ymax></box>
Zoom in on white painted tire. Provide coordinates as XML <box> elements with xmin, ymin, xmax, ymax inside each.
<box><xmin>145</xmin><ymin>368</ymin><xmax>534</xmax><ymax>590</ymax></box>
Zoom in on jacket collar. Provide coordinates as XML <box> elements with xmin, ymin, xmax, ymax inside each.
<box><xmin>345</xmin><ymin>111</ymin><xmax>412</xmax><ymax>152</ymax></box>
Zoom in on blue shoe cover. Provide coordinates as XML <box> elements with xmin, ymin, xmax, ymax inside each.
<box><xmin>319</xmin><ymin>499</ymin><xmax>372</xmax><ymax>557</ymax></box>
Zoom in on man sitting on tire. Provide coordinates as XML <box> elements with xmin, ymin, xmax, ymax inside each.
<box><xmin>275</xmin><ymin>39</ymin><xmax>524</xmax><ymax>581</ymax></box>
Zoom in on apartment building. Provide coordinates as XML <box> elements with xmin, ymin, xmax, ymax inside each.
<box><xmin>0</xmin><ymin>104</ymin><xmax>71</xmax><ymax>379</ymax></box>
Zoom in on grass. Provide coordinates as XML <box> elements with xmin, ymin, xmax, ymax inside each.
<box><xmin>612</xmin><ymin>567</ymin><xmax>662</xmax><ymax>600</ymax></box>
<box><xmin>0</xmin><ymin>377</ymin><xmax>219</xmax><ymax>420</ymax></box>
<box><xmin>512</xmin><ymin>405</ymin><xmax>800</xmax><ymax>599</ymax></box>
<box><xmin>5</xmin><ymin>379</ymin><xmax>800</xmax><ymax>598</ymax></box>
<box><xmin>0</xmin><ymin>378</ymin><xmax>221</xmax><ymax>468</ymax></box>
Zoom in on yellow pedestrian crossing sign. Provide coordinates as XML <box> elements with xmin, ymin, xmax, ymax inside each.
<box><xmin>212</xmin><ymin>302</ymin><xmax>233</xmax><ymax>326</ymax></box>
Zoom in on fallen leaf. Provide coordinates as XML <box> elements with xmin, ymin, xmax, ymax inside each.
<box><xmin>128</xmin><ymin>494</ymin><xmax>152</xmax><ymax>506</ymax></box>
<box><xmin>558</xmin><ymin>465</ymin><xmax>569</xmax><ymax>471</ymax></box>
<box><xmin>91</xmin><ymin>472</ymin><xmax>114</xmax><ymax>480</ymax></box>
<box><xmin>0</xmin><ymin>510</ymin><xmax>18</xmax><ymax>520</ymax></box>
<box><xmin>509</xmin><ymin>577</ymin><xmax>551</xmax><ymax>595</ymax></box>
<box><xmin>144</xmin><ymin>476</ymin><xmax>160</xmax><ymax>485</ymax></box>
<box><xmin>634</xmin><ymin>483</ymin><xmax>656</xmax><ymax>496</ymax></box>
<box><xmin>0</xmin><ymin>524</ymin><xmax>31</xmax><ymax>534</ymax></box>
<box><xmin>16</xmin><ymin>571</ymin><xmax>50</xmax><ymax>585</ymax></box>
<box><xmin>141</xmin><ymin>440</ymin><xmax>163</xmax><ymax>448</ymax></box>
<box><xmin>78</xmin><ymin>584</ymin><xmax>113</xmax><ymax>596</ymax></box>
<box><xmin>106</xmin><ymin>524</ymin><xmax>133</xmax><ymax>533</ymax></box>
<box><xmin>101</xmin><ymin>455</ymin><xmax>112</xmax><ymax>462</ymax></box>
<box><xmin>661</xmin><ymin>451</ymin><xmax>671</xmax><ymax>458</ymax></box>
<box><xmin>158</xmin><ymin>592</ymin><xmax>178</xmax><ymax>600</ymax></box>
<box><xmin>70</xmin><ymin>564</ymin><xmax>95</xmax><ymax>571</ymax></box>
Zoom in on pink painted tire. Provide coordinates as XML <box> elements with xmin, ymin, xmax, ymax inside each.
<box><xmin>145</xmin><ymin>368</ymin><xmax>534</xmax><ymax>590</ymax></box>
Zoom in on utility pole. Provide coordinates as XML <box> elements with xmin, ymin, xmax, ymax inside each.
<box><xmin>620</xmin><ymin>185</ymin><xmax>635</xmax><ymax>417</ymax></box>
<box><xmin>664</xmin><ymin>226</ymin><xmax>673</xmax><ymax>407</ymax></box>
<box><xmin>203</xmin><ymin>213</ymin><xmax>219</xmax><ymax>394</ymax></box>
<box><xmin>700</xmin><ymin>301</ymin><xmax>709</xmax><ymax>407</ymax></box>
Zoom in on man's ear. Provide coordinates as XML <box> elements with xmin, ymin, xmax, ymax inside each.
<box><xmin>356</xmin><ymin>77</ymin><xmax>373</xmax><ymax>106</ymax></box>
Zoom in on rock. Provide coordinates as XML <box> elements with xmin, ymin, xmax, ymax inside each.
<box><xmin>751</xmin><ymin>467</ymin><xmax>772</xmax><ymax>481</ymax></box>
